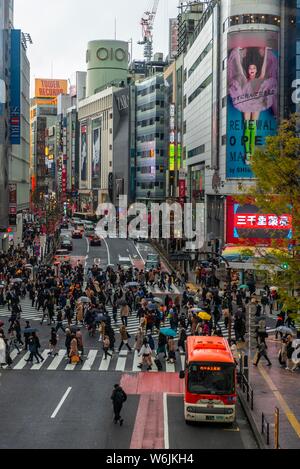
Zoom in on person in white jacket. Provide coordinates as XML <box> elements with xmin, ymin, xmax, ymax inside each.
<box><xmin>138</xmin><ymin>338</ymin><xmax>153</xmax><ymax>371</ymax></box>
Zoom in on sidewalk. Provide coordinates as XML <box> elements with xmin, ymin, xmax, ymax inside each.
<box><xmin>240</xmin><ymin>336</ymin><xmax>300</xmax><ymax>449</ymax></box>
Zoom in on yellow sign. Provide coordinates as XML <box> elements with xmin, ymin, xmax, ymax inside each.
<box><xmin>35</xmin><ymin>78</ymin><xmax>68</xmax><ymax>98</ymax></box>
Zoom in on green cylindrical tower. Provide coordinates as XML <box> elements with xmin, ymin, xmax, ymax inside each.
<box><xmin>86</xmin><ymin>40</ymin><xmax>129</xmax><ymax>97</ymax></box>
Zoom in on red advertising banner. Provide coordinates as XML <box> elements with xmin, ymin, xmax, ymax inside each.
<box><xmin>178</xmin><ymin>180</ymin><xmax>186</xmax><ymax>198</ymax></box>
<box><xmin>226</xmin><ymin>196</ymin><xmax>293</xmax><ymax>246</ymax></box>
<box><xmin>234</xmin><ymin>214</ymin><xmax>292</xmax><ymax>230</ymax></box>
<box><xmin>62</xmin><ymin>167</ymin><xmax>67</xmax><ymax>193</ymax></box>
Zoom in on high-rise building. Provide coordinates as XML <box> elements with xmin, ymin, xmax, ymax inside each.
<box><xmin>135</xmin><ymin>74</ymin><xmax>168</xmax><ymax>203</ymax></box>
<box><xmin>182</xmin><ymin>0</ymin><xmax>282</xmax><ymax>252</ymax></box>
<box><xmin>0</xmin><ymin>0</ymin><xmax>13</xmax><ymax>243</ymax></box>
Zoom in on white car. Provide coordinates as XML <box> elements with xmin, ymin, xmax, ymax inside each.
<box><xmin>118</xmin><ymin>256</ymin><xmax>133</xmax><ymax>270</ymax></box>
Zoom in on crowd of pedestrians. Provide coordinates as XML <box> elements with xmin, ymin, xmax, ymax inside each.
<box><xmin>0</xmin><ymin>223</ymin><xmax>299</xmax><ymax>373</ymax></box>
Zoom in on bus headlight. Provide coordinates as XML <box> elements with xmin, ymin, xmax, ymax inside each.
<box><xmin>225</xmin><ymin>409</ymin><xmax>234</xmax><ymax>415</ymax></box>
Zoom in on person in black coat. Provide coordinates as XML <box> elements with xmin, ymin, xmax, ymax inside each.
<box><xmin>111</xmin><ymin>384</ymin><xmax>127</xmax><ymax>426</ymax></box>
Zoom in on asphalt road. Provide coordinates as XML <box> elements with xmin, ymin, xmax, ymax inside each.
<box><xmin>0</xmin><ymin>370</ymin><xmax>257</xmax><ymax>449</ymax></box>
<box><xmin>0</xmin><ymin>233</ymin><xmax>262</xmax><ymax>449</ymax></box>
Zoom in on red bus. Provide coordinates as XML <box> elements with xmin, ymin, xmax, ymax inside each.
<box><xmin>179</xmin><ymin>336</ymin><xmax>237</xmax><ymax>424</ymax></box>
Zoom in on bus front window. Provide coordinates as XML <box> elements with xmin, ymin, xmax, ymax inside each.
<box><xmin>187</xmin><ymin>363</ymin><xmax>235</xmax><ymax>395</ymax></box>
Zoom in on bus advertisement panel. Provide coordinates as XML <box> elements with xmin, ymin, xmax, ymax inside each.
<box><xmin>180</xmin><ymin>337</ymin><xmax>236</xmax><ymax>423</ymax></box>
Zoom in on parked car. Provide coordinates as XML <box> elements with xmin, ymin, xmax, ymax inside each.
<box><xmin>72</xmin><ymin>230</ymin><xmax>83</xmax><ymax>239</ymax></box>
<box><xmin>60</xmin><ymin>239</ymin><xmax>73</xmax><ymax>251</ymax></box>
<box><xmin>90</xmin><ymin>235</ymin><xmax>102</xmax><ymax>247</ymax></box>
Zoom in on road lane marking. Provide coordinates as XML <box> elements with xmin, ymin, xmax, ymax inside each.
<box><xmin>2</xmin><ymin>349</ymin><xmax>19</xmax><ymax>369</ymax></box>
<box><xmin>48</xmin><ymin>350</ymin><xmax>66</xmax><ymax>370</ymax></box>
<box><xmin>133</xmin><ymin>243</ymin><xmax>145</xmax><ymax>264</ymax></box>
<box><xmin>181</xmin><ymin>354</ymin><xmax>186</xmax><ymax>371</ymax></box>
<box><xmin>259</xmin><ymin>365</ymin><xmax>300</xmax><ymax>439</ymax></box>
<box><xmin>13</xmin><ymin>351</ymin><xmax>30</xmax><ymax>369</ymax></box>
<box><xmin>165</xmin><ymin>360</ymin><xmax>176</xmax><ymax>373</ymax></box>
<box><xmin>101</xmin><ymin>236</ymin><xmax>111</xmax><ymax>265</ymax></box>
<box><xmin>31</xmin><ymin>350</ymin><xmax>50</xmax><ymax>370</ymax></box>
<box><xmin>85</xmin><ymin>236</ymin><xmax>90</xmax><ymax>254</ymax></box>
<box><xmin>51</xmin><ymin>387</ymin><xmax>72</xmax><ymax>419</ymax></box>
<box><xmin>99</xmin><ymin>353</ymin><xmax>112</xmax><ymax>371</ymax></box>
<box><xmin>163</xmin><ymin>393</ymin><xmax>169</xmax><ymax>450</ymax></box>
<box><xmin>81</xmin><ymin>350</ymin><xmax>98</xmax><ymax>371</ymax></box>
<box><xmin>132</xmin><ymin>350</ymin><xmax>141</xmax><ymax>372</ymax></box>
<box><xmin>116</xmin><ymin>350</ymin><xmax>128</xmax><ymax>371</ymax></box>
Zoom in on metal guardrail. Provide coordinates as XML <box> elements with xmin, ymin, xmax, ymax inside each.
<box><xmin>239</xmin><ymin>373</ymin><xmax>254</xmax><ymax>411</ymax></box>
<box><xmin>261</xmin><ymin>412</ymin><xmax>270</xmax><ymax>445</ymax></box>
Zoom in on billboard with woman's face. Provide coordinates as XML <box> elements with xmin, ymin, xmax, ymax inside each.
<box><xmin>80</xmin><ymin>125</ymin><xmax>87</xmax><ymax>182</ymax></box>
<box><xmin>226</xmin><ymin>30</ymin><xmax>279</xmax><ymax>179</ymax></box>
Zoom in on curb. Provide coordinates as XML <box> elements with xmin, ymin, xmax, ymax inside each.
<box><xmin>237</xmin><ymin>388</ymin><xmax>267</xmax><ymax>449</ymax></box>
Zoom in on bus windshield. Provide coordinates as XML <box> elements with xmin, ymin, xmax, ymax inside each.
<box><xmin>187</xmin><ymin>363</ymin><xmax>235</xmax><ymax>395</ymax></box>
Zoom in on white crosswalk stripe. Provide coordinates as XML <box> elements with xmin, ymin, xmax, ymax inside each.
<box><xmin>81</xmin><ymin>350</ymin><xmax>98</xmax><ymax>371</ymax></box>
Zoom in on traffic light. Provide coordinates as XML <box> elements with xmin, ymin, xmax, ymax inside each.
<box><xmin>281</xmin><ymin>262</ymin><xmax>289</xmax><ymax>270</ymax></box>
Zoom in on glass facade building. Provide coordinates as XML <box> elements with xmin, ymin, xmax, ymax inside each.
<box><xmin>135</xmin><ymin>74</ymin><xmax>168</xmax><ymax>202</ymax></box>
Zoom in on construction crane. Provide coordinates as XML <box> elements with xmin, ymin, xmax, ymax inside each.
<box><xmin>138</xmin><ymin>0</ymin><xmax>160</xmax><ymax>63</ymax></box>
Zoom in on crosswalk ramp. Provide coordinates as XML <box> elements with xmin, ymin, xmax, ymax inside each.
<box><xmin>2</xmin><ymin>349</ymin><xmax>183</xmax><ymax>373</ymax></box>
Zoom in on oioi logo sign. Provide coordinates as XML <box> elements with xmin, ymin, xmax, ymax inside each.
<box><xmin>96</xmin><ymin>47</ymin><xmax>127</xmax><ymax>62</ymax></box>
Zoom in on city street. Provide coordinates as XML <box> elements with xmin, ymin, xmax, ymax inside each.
<box><xmin>1</xmin><ymin>0</ymin><xmax>300</xmax><ymax>454</ymax></box>
<box><xmin>0</xmin><ymin>370</ymin><xmax>257</xmax><ymax>449</ymax></box>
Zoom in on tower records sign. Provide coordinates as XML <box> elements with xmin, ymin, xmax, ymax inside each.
<box><xmin>96</xmin><ymin>47</ymin><xmax>127</xmax><ymax>62</ymax></box>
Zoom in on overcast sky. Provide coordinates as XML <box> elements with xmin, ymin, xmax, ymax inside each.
<box><xmin>14</xmin><ymin>0</ymin><xmax>180</xmax><ymax>95</ymax></box>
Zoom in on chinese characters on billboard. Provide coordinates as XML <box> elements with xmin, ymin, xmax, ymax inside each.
<box><xmin>226</xmin><ymin>196</ymin><xmax>293</xmax><ymax>245</ymax></box>
<box><xmin>226</xmin><ymin>31</ymin><xmax>279</xmax><ymax>178</ymax></box>
<box><xmin>80</xmin><ymin>125</ymin><xmax>88</xmax><ymax>182</ymax></box>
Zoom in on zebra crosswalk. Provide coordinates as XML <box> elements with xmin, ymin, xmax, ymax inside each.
<box><xmin>0</xmin><ymin>296</ymin><xmax>276</xmax><ymax>343</ymax></box>
<box><xmin>1</xmin><ymin>349</ymin><xmax>181</xmax><ymax>373</ymax></box>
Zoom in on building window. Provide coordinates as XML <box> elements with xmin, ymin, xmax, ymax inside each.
<box><xmin>222</xmin><ymin>97</ymin><xmax>226</xmax><ymax>108</ymax></box>
<box><xmin>188</xmin><ymin>74</ymin><xmax>212</xmax><ymax>105</ymax></box>
<box><xmin>183</xmin><ymin>121</ymin><xmax>187</xmax><ymax>134</ymax></box>
<box><xmin>183</xmin><ymin>95</ymin><xmax>187</xmax><ymax>109</ymax></box>
<box><xmin>188</xmin><ymin>145</ymin><xmax>205</xmax><ymax>158</ymax></box>
<box><xmin>222</xmin><ymin>135</ymin><xmax>226</xmax><ymax>146</ymax></box>
<box><xmin>222</xmin><ymin>58</ymin><xmax>227</xmax><ymax>70</ymax></box>
<box><xmin>109</xmin><ymin>144</ymin><xmax>112</xmax><ymax>150</ymax></box>
<box><xmin>228</xmin><ymin>14</ymin><xmax>281</xmax><ymax>26</ymax></box>
<box><xmin>188</xmin><ymin>40</ymin><xmax>212</xmax><ymax>78</ymax></box>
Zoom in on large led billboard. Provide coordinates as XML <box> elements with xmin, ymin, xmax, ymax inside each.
<box><xmin>226</xmin><ymin>196</ymin><xmax>293</xmax><ymax>246</ymax></box>
<box><xmin>80</xmin><ymin>124</ymin><xmax>87</xmax><ymax>182</ymax></box>
<box><xmin>226</xmin><ymin>31</ymin><xmax>279</xmax><ymax>179</ymax></box>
